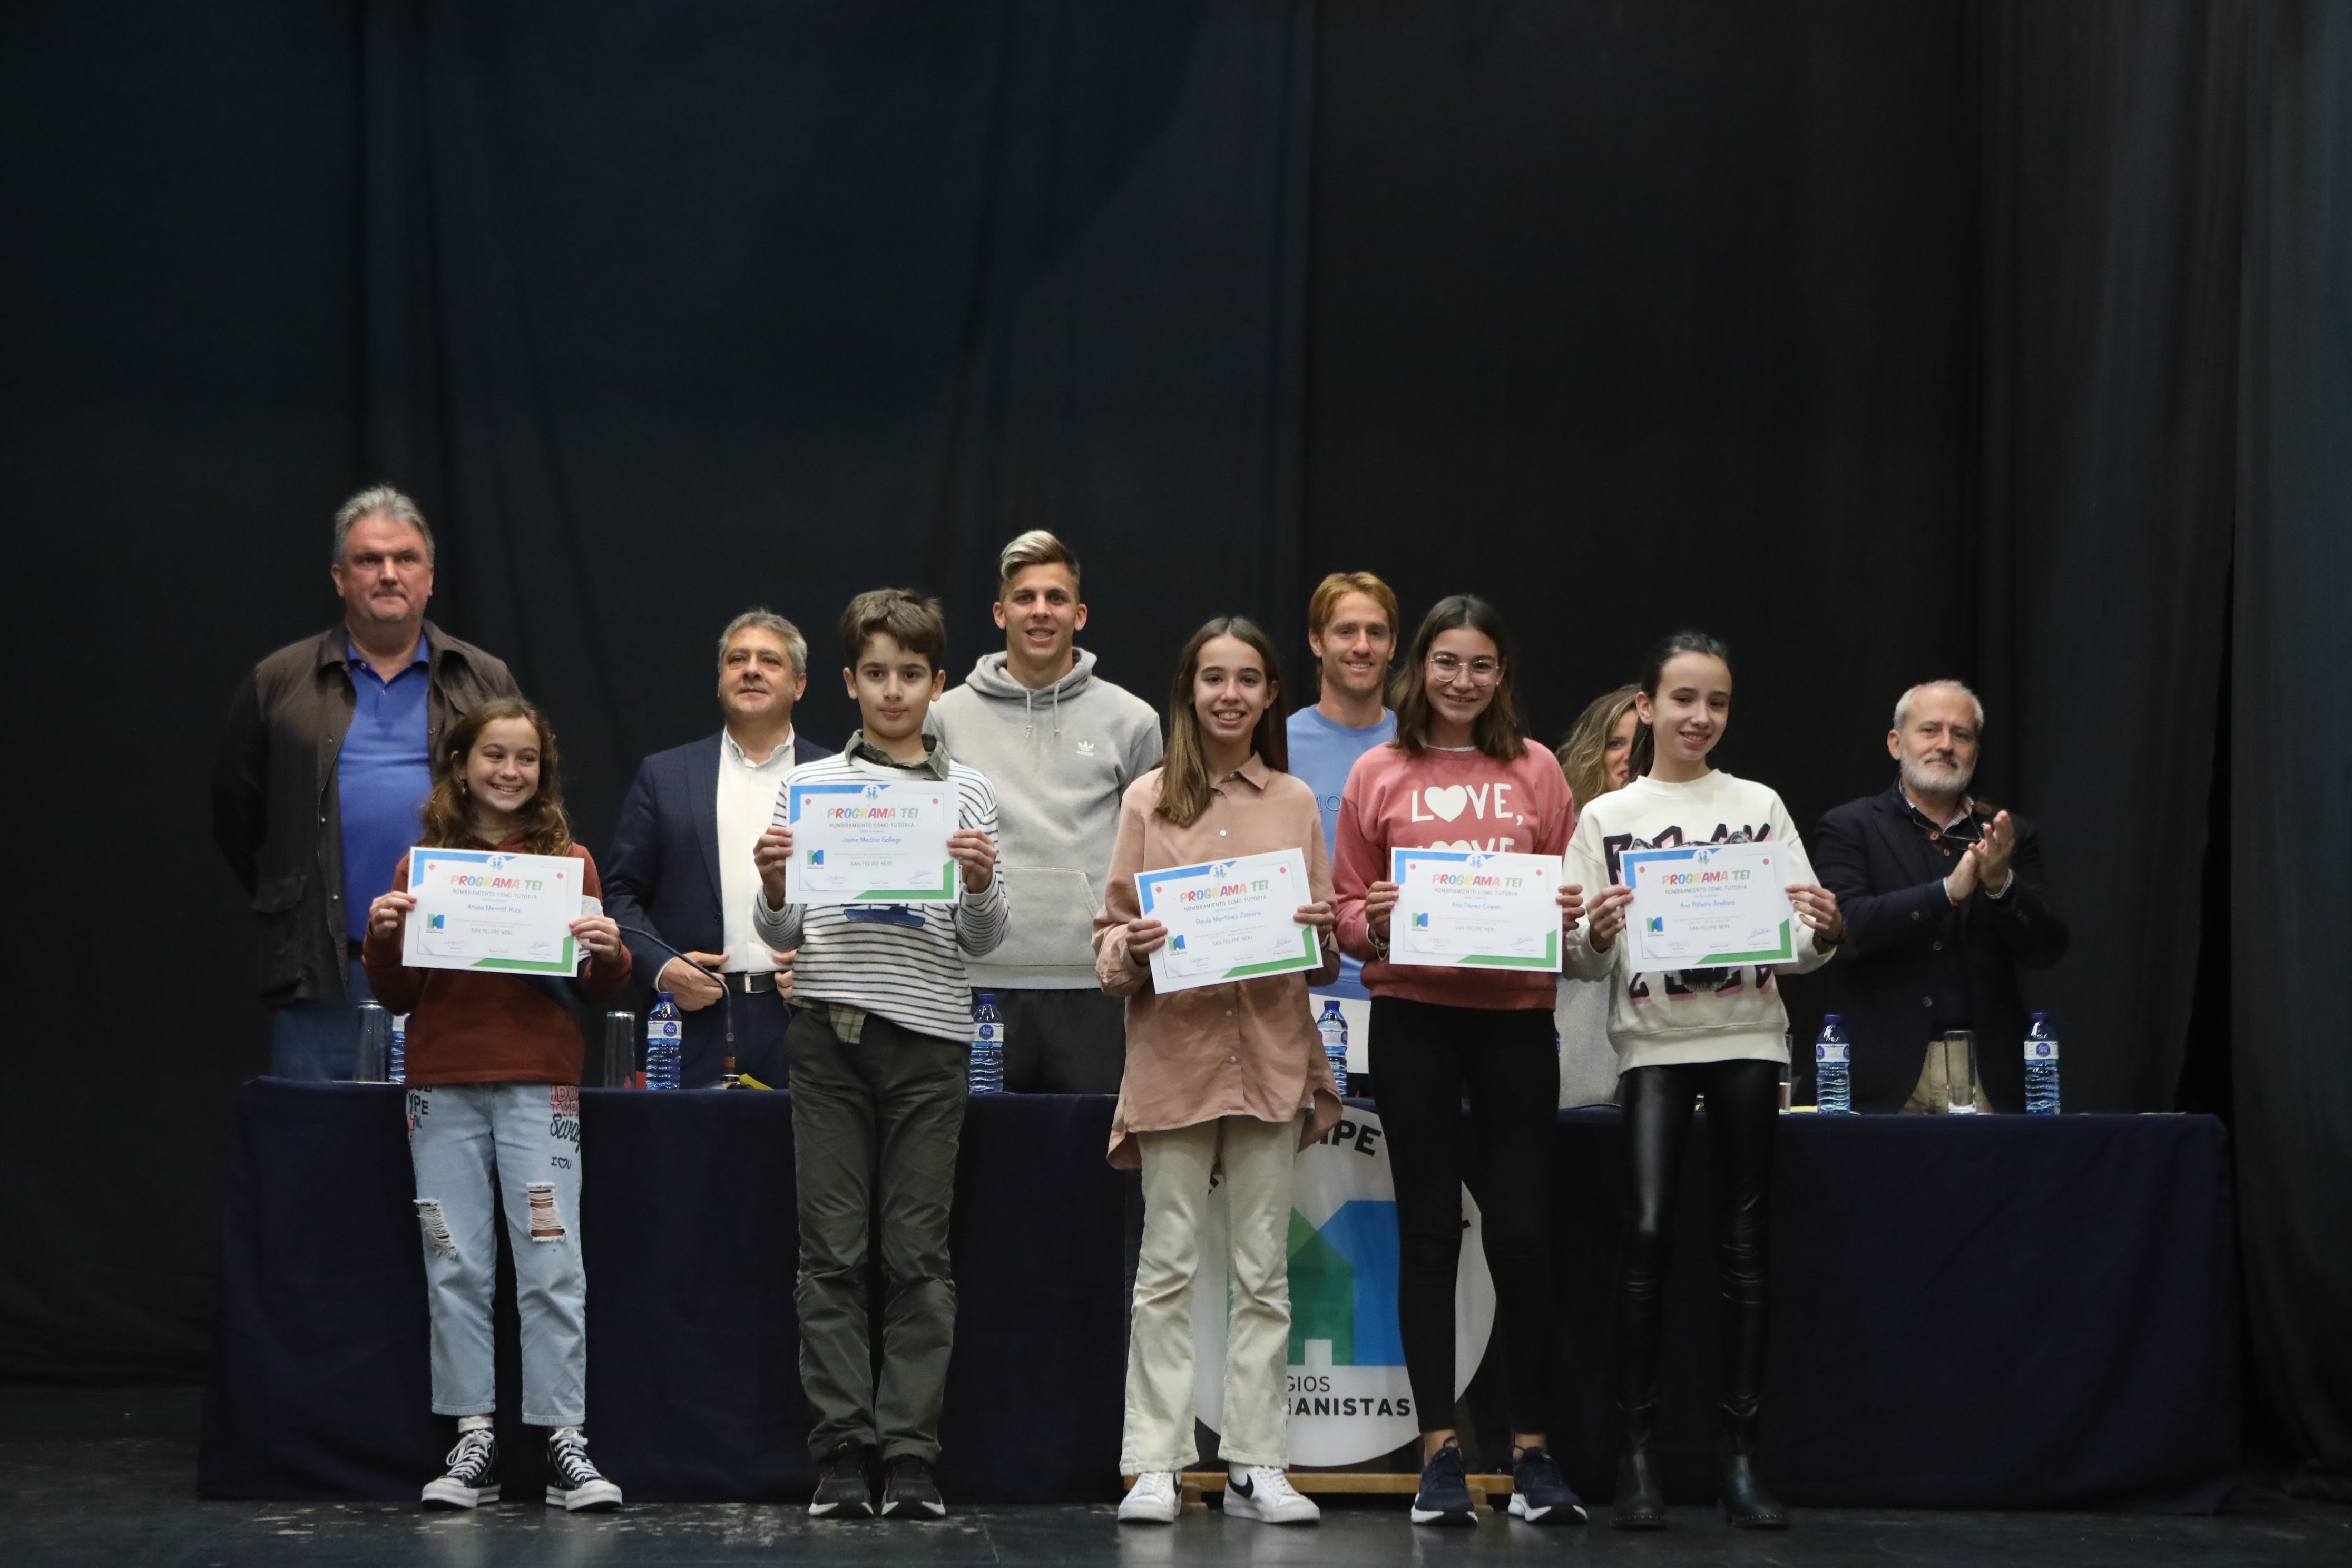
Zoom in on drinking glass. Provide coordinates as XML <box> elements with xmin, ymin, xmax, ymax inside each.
<box><xmin>1942</xmin><ymin>1031</ymin><xmax>1980</xmax><ymax>1114</ymax></box>
<box><xmin>354</xmin><ymin>1002</ymin><xmax>391</xmax><ymax>1084</ymax></box>
<box><xmin>603</xmin><ymin>1011</ymin><xmax>638</xmax><ymax>1089</ymax></box>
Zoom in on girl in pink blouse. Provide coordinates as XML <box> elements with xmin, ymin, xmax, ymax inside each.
<box><xmin>1096</xmin><ymin>617</ymin><xmax>1340</xmax><ymax>1527</ymax></box>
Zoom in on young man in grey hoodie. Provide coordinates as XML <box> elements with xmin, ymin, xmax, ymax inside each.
<box><xmin>929</xmin><ymin>531</ymin><xmax>1163</xmax><ymax>1091</ymax></box>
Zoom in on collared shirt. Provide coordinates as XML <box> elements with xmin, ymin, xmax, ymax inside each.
<box><xmin>1284</xmin><ymin>704</ymin><xmax>1396</xmax><ymax>1001</ymax></box>
<box><xmin>714</xmin><ymin>726</ymin><xmax>796</xmax><ymax>971</ymax></box>
<box><xmin>1896</xmin><ymin>786</ymin><xmax>2012</xmax><ymax>899</ymax></box>
<box><xmin>337</xmin><ymin>634</ymin><xmax>432</xmax><ymax>939</ymax></box>
<box><xmin>1095</xmin><ymin>754</ymin><xmax>1342</xmax><ymax>1169</ymax></box>
<box><xmin>751</xmin><ymin>733</ymin><xmax>1008</xmax><ymax>1043</ymax></box>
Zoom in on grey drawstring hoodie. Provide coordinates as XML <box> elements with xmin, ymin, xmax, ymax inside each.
<box><xmin>929</xmin><ymin>648</ymin><xmax>1164</xmax><ymax>989</ymax></box>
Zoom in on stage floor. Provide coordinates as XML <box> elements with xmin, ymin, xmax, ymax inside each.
<box><xmin>9</xmin><ymin>1434</ymin><xmax>2345</xmax><ymax>1568</ymax></box>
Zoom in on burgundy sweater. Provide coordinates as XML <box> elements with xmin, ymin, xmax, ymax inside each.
<box><xmin>362</xmin><ymin>835</ymin><xmax>631</xmax><ymax>1086</ymax></box>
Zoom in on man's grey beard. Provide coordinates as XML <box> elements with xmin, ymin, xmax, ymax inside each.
<box><xmin>1902</xmin><ymin>754</ymin><xmax>1975</xmax><ymax>799</ymax></box>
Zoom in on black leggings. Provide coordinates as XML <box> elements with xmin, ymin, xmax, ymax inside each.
<box><xmin>1369</xmin><ymin>997</ymin><xmax>1559</xmax><ymax>1434</ymax></box>
<box><xmin>1615</xmin><ymin>1059</ymin><xmax>1780</xmax><ymax>1417</ymax></box>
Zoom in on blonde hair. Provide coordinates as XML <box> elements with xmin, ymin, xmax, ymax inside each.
<box><xmin>1556</xmin><ymin>684</ymin><xmax>1640</xmax><ymax>806</ymax></box>
<box><xmin>997</xmin><ymin>530</ymin><xmax>1080</xmax><ymax>592</ymax></box>
<box><xmin>1306</xmin><ymin>571</ymin><xmax>1399</xmax><ymax>638</ymax></box>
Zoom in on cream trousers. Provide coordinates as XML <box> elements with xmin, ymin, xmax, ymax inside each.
<box><xmin>1120</xmin><ymin>1113</ymin><xmax>1301</xmax><ymax>1473</ymax></box>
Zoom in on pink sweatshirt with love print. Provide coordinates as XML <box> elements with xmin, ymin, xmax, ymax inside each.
<box><xmin>1332</xmin><ymin>739</ymin><xmax>1577</xmax><ymax>1011</ymax></box>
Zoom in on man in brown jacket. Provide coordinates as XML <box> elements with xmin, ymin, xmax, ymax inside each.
<box><xmin>212</xmin><ymin>485</ymin><xmax>518</xmax><ymax>1079</ymax></box>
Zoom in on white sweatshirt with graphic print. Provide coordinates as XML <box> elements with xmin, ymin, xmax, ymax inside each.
<box><xmin>1564</xmin><ymin>769</ymin><xmax>1834</xmax><ymax>1071</ymax></box>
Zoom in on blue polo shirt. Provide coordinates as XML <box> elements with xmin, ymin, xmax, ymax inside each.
<box><xmin>338</xmin><ymin>637</ymin><xmax>434</xmax><ymax>940</ymax></box>
<box><xmin>1285</xmin><ymin>703</ymin><xmax>1397</xmax><ymax>1000</ymax></box>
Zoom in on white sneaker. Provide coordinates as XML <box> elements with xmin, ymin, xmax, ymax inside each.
<box><xmin>1119</xmin><ymin>1471</ymin><xmax>1182</xmax><ymax>1523</ymax></box>
<box><xmin>1222</xmin><ymin>1466</ymin><xmax>1320</xmax><ymax>1524</ymax></box>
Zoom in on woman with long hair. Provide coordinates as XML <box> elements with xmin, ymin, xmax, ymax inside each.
<box><xmin>1332</xmin><ymin>594</ymin><xmax>1587</xmax><ymax>1527</ymax></box>
<box><xmin>1567</xmin><ymin>632</ymin><xmax>1843</xmax><ymax>1530</ymax></box>
<box><xmin>362</xmin><ymin>696</ymin><xmax>633</xmax><ymax>1513</ymax></box>
<box><xmin>1554</xmin><ymin>685</ymin><xmax>1642</xmax><ymax>1107</ymax></box>
<box><xmin>1099</xmin><ymin>617</ymin><xmax>1340</xmax><ymax>1528</ymax></box>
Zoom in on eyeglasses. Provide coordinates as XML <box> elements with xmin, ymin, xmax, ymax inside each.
<box><xmin>1427</xmin><ymin>652</ymin><xmax>1501</xmax><ymax>684</ymax></box>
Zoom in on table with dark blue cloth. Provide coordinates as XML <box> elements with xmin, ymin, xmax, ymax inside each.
<box><xmin>198</xmin><ymin>1083</ymin><xmax>2236</xmax><ymax>1511</ymax></box>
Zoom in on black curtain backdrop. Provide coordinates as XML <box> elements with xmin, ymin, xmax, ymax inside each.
<box><xmin>3</xmin><ymin>0</ymin><xmax>2345</xmax><ymax>1483</ymax></box>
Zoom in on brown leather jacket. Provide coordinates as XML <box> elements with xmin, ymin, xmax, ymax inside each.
<box><xmin>212</xmin><ymin>621</ymin><xmax>519</xmax><ymax>1003</ymax></box>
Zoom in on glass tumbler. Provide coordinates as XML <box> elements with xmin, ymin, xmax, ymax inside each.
<box><xmin>354</xmin><ymin>1002</ymin><xmax>391</xmax><ymax>1083</ymax></box>
<box><xmin>603</xmin><ymin>1011</ymin><xmax>638</xmax><ymax>1089</ymax></box>
<box><xmin>1941</xmin><ymin>1030</ymin><xmax>1980</xmax><ymax>1114</ymax></box>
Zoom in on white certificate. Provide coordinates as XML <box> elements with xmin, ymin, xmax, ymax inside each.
<box><xmin>1136</xmin><ymin>848</ymin><xmax>1322</xmax><ymax>994</ymax></box>
<box><xmin>1620</xmin><ymin>840</ymin><xmax>1794</xmax><ymax>968</ymax></box>
<box><xmin>784</xmin><ymin>779</ymin><xmax>958</xmax><ymax>905</ymax></box>
<box><xmin>1389</xmin><ymin>848</ymin><xmax>1562</xmax><ymax>971</ymax></box>
<box><xmin>400</xmin><ymin>848</ymin><xmax>585</xmax><ymax>975</ymax></box>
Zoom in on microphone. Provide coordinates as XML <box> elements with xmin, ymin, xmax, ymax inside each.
<box><xmin>616</xmin><ymin>925</ymin><xmax>738</xmax><ymax>1046</ymax></box>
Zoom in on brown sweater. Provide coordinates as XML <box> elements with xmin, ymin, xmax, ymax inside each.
<box><xmin>362</xmin><ymin>835</ymin><xmax>632</xmax><ymax>1086</ymax></box>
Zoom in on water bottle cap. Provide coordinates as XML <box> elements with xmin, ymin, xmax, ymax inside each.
<box><xmin>655</xmin><ymin>991</ymin><xmax>674</xmax><ymax>1004</ymax></box>
<box><xmin>976</xmin><ymin>992</ymin><xmax>996</xmax><ymax>1005</ymax></box>
<box><xmin>2030</xmin><ymin>1012</ymin><xmax>2049</xmax><ymax>1023</ymax></box>
<box><xmin>1822</xmin><ymin>1013</ymin><xmax>1842</xmax><ymax>1025</ymax></box>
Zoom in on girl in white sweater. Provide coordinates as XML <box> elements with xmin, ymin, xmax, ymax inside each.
<box><xmin>1565</xmin><ymin>632</ymin><xmax>1844</xmax><ymax>1532</ymax></box>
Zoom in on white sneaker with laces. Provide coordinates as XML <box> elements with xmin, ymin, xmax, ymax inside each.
<box><xmin>1118</xmin><ymin>1470</ymin><xmax>1182</xmax><ymax>1523</ymax></box>
<box><xmin>1222</xmin><ymin>1466</ymin><xmax>1320</xmax><ymax>1524</ymax></box>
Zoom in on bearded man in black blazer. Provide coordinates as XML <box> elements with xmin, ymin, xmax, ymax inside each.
<box><xmin>1810</xmin><ymin>681</ymin><xmax>2068</xmax><ymax>1113</ymax></box>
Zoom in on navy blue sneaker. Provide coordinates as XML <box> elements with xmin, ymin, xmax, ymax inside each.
<box><xmin>1508</xmin><ymin>1445</ymin><xmax>1587</xmax><ymax>1524</ymax></box>
<box><xmin>1410</xmin><ymin>1439</ymin><xmax>1477</xmax><ymax>1526</ymax></box>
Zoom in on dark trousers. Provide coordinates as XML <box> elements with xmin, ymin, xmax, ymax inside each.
<box><xmin>680</xmin><ymin>986</ymin><xmax>790</xmax><ymax>1090</ymax></box>
<box><xmin>1368</xmin><ymin>997</ymin><xmax>1560</xmax><ymax>1434</ymax></box>
<box><xmin>785</xmin><ymin>1005</ymin><xmax>968</xmax><ymax>1462</ymax></box>
<box><xmin>997</xmin><ymin>987</ymin><xmax>1128</xmax><ymax>1094</ymax></box>
<box><xmin>1615</xmin><ymin>1059</ymin><xmax>1780</xmax><ymax>1417</ymax></box>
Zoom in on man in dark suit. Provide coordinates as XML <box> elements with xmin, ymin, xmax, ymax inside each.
<box><xmin>603</xmin><ymin>611</ymin><xmax>828</xmax><ymax>1087</ymax></box>
<box><xmin>1811</xmin><ymin>681</ymin><xmax>2068</xmax><ymax>1112</ymax></box>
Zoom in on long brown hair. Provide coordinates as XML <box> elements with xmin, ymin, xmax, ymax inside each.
<box><xmin>1158</xmin><ymin>616</ymin><xmax>1288</xmax><ymax>828</ymax></box>
<box><xmin>1388</xmin><ymin>594</ymin><xmax>1526</xmax><ymax>761</ymax></box>
<box><xmin>418</xmin><ymin>696</ymin><xmax>574</xmax><ymax>855</ymax></box>
<box><xmin>1556</xmin><ymin>683</ymin><xmax>1640</xmax><ymax>805</ymax></box>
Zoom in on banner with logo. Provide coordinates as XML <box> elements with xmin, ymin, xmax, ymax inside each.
<box><xmin>1191</xmin><ymin>1107</ymin><xmax>1494</xmax><ymax>1466</ymax></box>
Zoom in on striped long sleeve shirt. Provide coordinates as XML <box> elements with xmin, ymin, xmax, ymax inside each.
<box><xmin>751</xmin><ymin>741</ymin><xmax>1010</xmax><ymax>1043</ymax></box>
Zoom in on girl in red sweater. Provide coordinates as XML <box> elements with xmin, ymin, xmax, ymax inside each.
<box><xmin>1332</xmin><ymin>595</ymin><xmax>1586</xmax><ymax>1527</ymax></box>
<box><xmin>363</xmin><ymin>697</ymin><xmax>631</xmax><ymax>1512</ymax></box>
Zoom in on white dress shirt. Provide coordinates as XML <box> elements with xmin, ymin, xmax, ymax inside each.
<box><xmin>716</xmin><ymin>727</ymin><xmax>796</xmax><ymax>971</ymax></box>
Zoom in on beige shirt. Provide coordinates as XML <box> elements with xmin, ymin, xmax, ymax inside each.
<box><xmin>1094</xmin><ymin>755</ymin><xmax>1342</xmax><ymax>1169</ymax></box>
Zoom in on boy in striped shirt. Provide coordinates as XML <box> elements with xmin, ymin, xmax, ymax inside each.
<box><xmin>752</xmin><ymin>589</ymin><xmax>1007</xmax><ymax>1521</ymax></box>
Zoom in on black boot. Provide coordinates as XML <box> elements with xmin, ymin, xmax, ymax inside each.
<box><xmin>1718</xmin><ymin>1402</ymin><xmax>1787</xmax><ymax>1528</ymax></box>
<box><xmin>1611</xmin><ymin>1403</ymin><xmax>1668</xmax><ymax>1530</ymax></box>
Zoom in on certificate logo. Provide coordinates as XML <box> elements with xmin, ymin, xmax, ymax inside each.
<box><xmin>426</xmin><ymin>913</ymin><xmax>446</xmax><ymax>931</ymax></box>
<box><xmin>861</xmin><ymin>783</ymin><xmax>883</xmax><ymax>800</ymax></box>
<box><xmin>1170</xmin><ymin>934</ymin><xmax>1189</xmax><ymax>953</ymax></box>
<box><xmin>1210</xmin><ymin>860</ymin><xmax>1234</xmax><ymax>879</ymax></box>
<box><xmin>1411</xmin><ymin>912</ymin><xmax>1430</xmax><ymax>929</ymax></box>
<box><xmin>1645</xmin><ymin>916</ymin><xmax>1665</xmax><ymax>933</ymax></box>
<box><xmin>807</xmin><ymin>849</ymin><xmax>825</xmax><ymax>867</ymax></box>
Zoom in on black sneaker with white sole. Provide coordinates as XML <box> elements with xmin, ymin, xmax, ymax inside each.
<box><xmin>1508</xmin><ymin>1445</ymin><xmax>1588</xmax><ymax>1523</ymax></box>
<box><xmin>809</xmin><ymin>1440</ymin><xmax>875</xmax><ymax>1519</ymax></box>
<box><xmin>879</xmin><ymin>1453</ymin><xmax>947</xmax><ymax>1518</ymax></box>
<box><xmin>545</xmin><ymin>1428</ymin><xmax>623</xmax><ymax>1511</ymax></box>
<box><xmin>420</xmin><ymin>1427</ymin><xmax>498</xmax><ymax>1510</ymax></box>
<box><xmin>1410</xmin><ymin>1439</ymin><xmax>1478</xmax><ymax>1526</ymax></box>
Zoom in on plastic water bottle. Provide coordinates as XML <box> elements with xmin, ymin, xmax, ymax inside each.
<box><xmin>1814</xmin><ymin>1014</ymin><xmax>1853</xmax><ymax>1113</ymax></box>
<box><xmin>968</xmin><ymin>993</ymin><xmax>1006</xmax><ymax>1094</ymax></box>
<box><xmin>2024</xmin><ymin>1013</ymin><xmax>2061</xmax><ymax>1115</ymax></box>
<box><xmin>645</xmin><ymin>992</ymin><xmax>683</xmax><ymax>1091</ymax></box>
<box><xmin>1317</xmin><ymin>1001</ymin><xmax>1350</xmax><ymax>1096</ymax></box>
<box><xmin>388</xmin><ymin>1014</ymin><xmax>407</xmax><ymax>1085</ymax></box>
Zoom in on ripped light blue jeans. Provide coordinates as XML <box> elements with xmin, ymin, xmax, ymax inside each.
<box><xmin>406</xmin><ymin>1082</ymin><xmax>588</xmax><ymax>1427</ymax></box>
